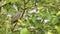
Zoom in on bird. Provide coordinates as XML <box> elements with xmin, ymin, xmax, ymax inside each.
<box><xmin>11</xmin><ymin>12</ymin><xmax>22</xmax><ymax>24</ymax></box>
<box><xmin>11</xmin><ymin>10</ymin><xmax>25</xmax><ymax>32</ymax></box>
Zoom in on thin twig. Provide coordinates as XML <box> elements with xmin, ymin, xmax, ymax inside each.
<box><xmin>25</xmin><ymin>0</ymin><xmax>30</xmax><ymax>5</ymax></box>
<box><xmin>0</xmin><ymin>2</ymin><xmax>11</xmax><ymax>7</ymax></box>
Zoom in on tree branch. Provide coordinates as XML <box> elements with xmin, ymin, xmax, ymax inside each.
<box><xmin>0</xmin><ymin>2</ymin><xmax>11</xmax><ymax>7</ymax></box>
<box><xmin>11</xmin><ymin>0</ymin><xmax>27</xmax><ymax>32</ymax></box>
<box><xmin>25</xmin><ymin>0</ymin><xmax>30</xmax><ymax>5</ymax></box>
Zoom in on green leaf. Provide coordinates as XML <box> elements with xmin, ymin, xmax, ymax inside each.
<box><xmin>20</xmin><ymin>28</ymin><xmax>30</xmax><ymax>34</ymax></box>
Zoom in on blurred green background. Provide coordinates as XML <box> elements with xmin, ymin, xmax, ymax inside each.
<box><xmin>0</xmin><ymin>0</ymin><xmax>60</xmax><ymax>34</ymax></box>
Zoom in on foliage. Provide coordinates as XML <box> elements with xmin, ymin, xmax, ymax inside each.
<box><xmin>0</xmin><ymin>0</ymin><xmax>60</xmax><ymax>34</ymax></box>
